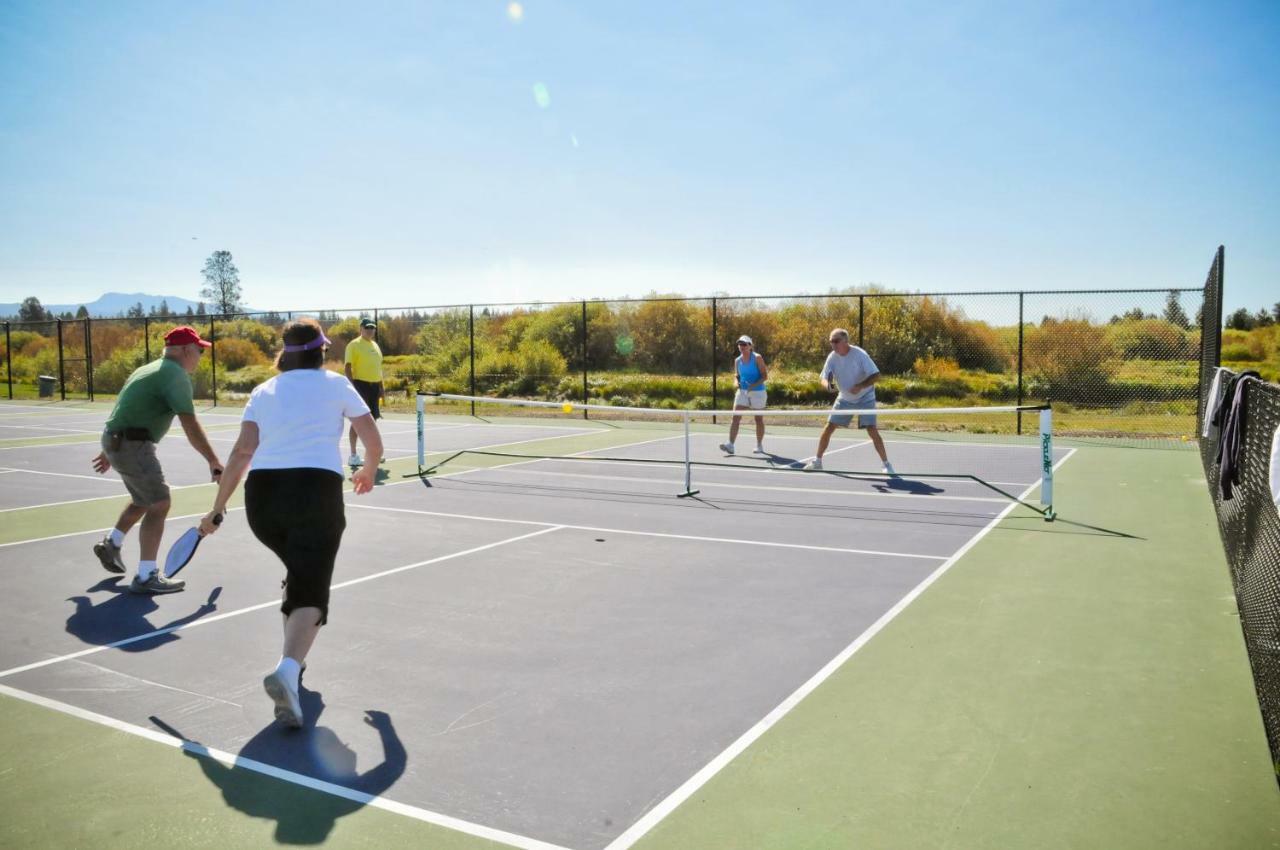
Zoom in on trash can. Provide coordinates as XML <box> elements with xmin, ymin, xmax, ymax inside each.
<box><xmin>38</xmin><ymin>375</ymin><xmax>57</xmax><ymax>398</ymax></box>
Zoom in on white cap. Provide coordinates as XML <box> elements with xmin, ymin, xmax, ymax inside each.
<box><xmin>736</xmin><ymin>335</ymin><xmax>753</xmax><ymax>346</ymax></box>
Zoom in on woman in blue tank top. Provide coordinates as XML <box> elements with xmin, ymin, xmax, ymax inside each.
<box><xmin>719</xmin><ymin>335</ymin><xmax>769</xmax><ymax>455</ymax></box>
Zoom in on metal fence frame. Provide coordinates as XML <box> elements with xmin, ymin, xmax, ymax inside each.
<box><xmin>2</xmin><ymin>283</ymin><xmax>1211</xmax><ymax>436</ymax></box>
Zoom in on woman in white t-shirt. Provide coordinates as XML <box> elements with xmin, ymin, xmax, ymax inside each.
<box><xmin>199</xmin><ymin>318</ymin><xmax>383</xmax><ymax>728</ymax></box>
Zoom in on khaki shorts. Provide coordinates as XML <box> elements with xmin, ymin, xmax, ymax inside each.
<box><xmin>101</xmin><ymin>431</ymin><xmax>170</xmax><ymax>506</ymax></box>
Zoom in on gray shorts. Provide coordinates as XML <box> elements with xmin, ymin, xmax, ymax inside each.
<box><xmin>101</xmin><ymin>431</ymin><xmax>170</xmax><ymax>506</ymax></box>
<box><xmin>829</xmin><ymin>397</ymin><xmax>877</xmax><ymax>429</ymax></box>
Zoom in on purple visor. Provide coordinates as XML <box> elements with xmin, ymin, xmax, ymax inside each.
<box><xmin>282</xmin><ymin>333</ymin><xmax>330</xmax><ymax>353</ymax></box>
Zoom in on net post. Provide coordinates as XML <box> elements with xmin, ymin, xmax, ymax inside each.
<box><xmin>416</xmin><ymin>392</ymin><xmax>426</xmax><ymax>473</ymax></box>
<box><xmin>678</xmin><ymin>410</ymin><xmax>700</xmax><ymax>497</ymax></box>
<box><xmin>57</xmin><ymin>318</ymin><xmax>66</xmax><ymax>401</ymax></box>
<box><xmin>4</xmin><ymin>322</ymin><xmax>11</xmax><ymax>400</ymax></box>
<box><xmin>711</xmin><ymin>297</ymin><xmax>718</xmax><ymax>426</ymax></box>
<box><xmin>85</xmin><ymin>317</ymin><xmax>94</xmax><ymax>401</ymax></box>
<box><xmin>1039</xmin><ymin>406</ymin><xmax>1055</xmax><ymax>521</ymax></box>
<box><xmin>1016</xmin><ymin>293</ymin><xmax>1025</xmax><ymax>435</ymax></box>
<box><xmin>210</xmin><ymin>314</ymin><xmax>218</xmax><ymax>407</ymax></box>
<box><xmin>468</xmin><ymin>305</ymin><xmax>476</xmax><ymax>417</ymax></box>
<box><xmin>581</xmin><ymin>300</ymin><xmax>589</xmax><ymax>420</ymax></box>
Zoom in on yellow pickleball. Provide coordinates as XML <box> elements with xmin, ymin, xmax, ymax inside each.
<box><xmin>562</xmin><ymin>402</ymin><xmax>574</xmax><ymax>413</ymax></box>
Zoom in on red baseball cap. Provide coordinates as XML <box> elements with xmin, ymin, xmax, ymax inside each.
<box><xmin>164</xmin><ymin>325</ymin><xmax>212</xmax><ymax>348</ymax></box>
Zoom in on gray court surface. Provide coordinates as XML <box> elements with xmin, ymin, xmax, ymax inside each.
<box><xmin>0</xmin><ymin>408</ymin><xmax>1067</xmax><ymax>849</ymax></box>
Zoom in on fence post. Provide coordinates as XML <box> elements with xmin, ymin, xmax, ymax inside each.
<box><xmin>373</xmin><ymin>308</ymin><xmax>380</xmax><ymax>348</ymax></box>
<box><xmin>143</xmin><ymin>317</ymin><xmax>150</xmax><ymax>363</ymax></box>
<box><xmin>581</xmin><ymin>300</ymin><xmax>589</xmax><ymax>420</ymax></box>
<box><xmin>85</xmin><ymin>318</ymin><xmax>94</xmax><ymax>401</ymax></box>
<box><xmin>4</xmin><ymin>322</ymin><xmax>11</xmax><ymax>400</ymax></box>
<box><xmin>711</xmin><ymin>298</ymin><xmax>718</xmax><ymax>424</ymax></box>
<box><xmin>210</xmin><ymin>315</ymin><xmax>218</xmax><ymax>407</ymax></box>
<box><xmin>57</xmin><ymin>318</ymin><xmax>66</xmax><ymax>401</ymax></box>
<box><xmin>468</xmin><ymin>305</ymin><xmax>476</xmax><ymax>417</ymax></box>
<box><xmin>858</xmin><ymin>295</ymin><xmax>865</xmax><ymax>348</ymax></box>
<box><xmin>1017</xmin><ymin>293</ymin><xmax>1025</xmax><ymax>435</ymax></box>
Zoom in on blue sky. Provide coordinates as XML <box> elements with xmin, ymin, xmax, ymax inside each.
<box><xmin>1</xmin><ymin>1</ymin><xmax>1276</xmax><ymax>316</ymax></box>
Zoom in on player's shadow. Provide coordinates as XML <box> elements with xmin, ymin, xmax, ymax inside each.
<box><xmin>65</xmin><ymin>577</ymin><xmax>221</xmax><ymax>650</ymax></box>
<box><xmin>154</xmin><ymin>689</ymin><xmax>406</xmax><ymax>845</ymax></box>
<box><xmin>869</xmin><ymin>476</ymin><xmax>947</xmax><ymax>496</ymax></box>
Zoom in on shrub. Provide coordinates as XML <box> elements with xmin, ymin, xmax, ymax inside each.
<box><xmin>92</xmin><ymin>345</ymin><xmax>147</xmax><ymax>393</ymax></box>
<box><xmin>1024</xmin><ymin>317</ymin><xmax>1118</xmax><ymax>402</ymax></box>
<box><xmin>1221</xmin><ymin>343</ymin><xmax>1258</xmax><ymax>362</ymax></box>
<box><xmin>218</xmin><ymin>365</ymin><xmax>277</xmax><ymax>392</ymax></box>
<box><xmin>213</xmin><ymin>318</ymin><xmax>280</xmax><ymax>356</ymax></box>
<box><xmin>1106</xmin><ymin>318</ymin><xmax>1195</xmax><ymax>360</ymax></box>
<box><xmin>912</xmin><ymin>355</ymin><xmax>961</xmax><ymax>378</ymax></box>
<box><xmin>214</xmin><ymin>338</ymin><xmax>269</xmax><ymax>370</ymax></box>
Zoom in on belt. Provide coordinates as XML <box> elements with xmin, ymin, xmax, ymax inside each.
<box><xmin>107</xmin><ymin>427</ymin><xmax>153</xmax><ymax>442</ymax></box>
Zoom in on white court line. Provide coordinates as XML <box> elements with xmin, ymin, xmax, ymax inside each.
<box><xmin>0</xmin><ymin>507</ymin><xmax>245</xmax><ymax>550</ymax></box>
<box><xmin>0</xmin><ymin>466</ymin><xmax>122</xmax><ymax>484</ymax></box>
<box><xmin>0</xmin><ymin>410</ymin><xmax>95</xmax><ymax>417</ymax></box>
<box><xmin>0</xmin><ymin>480</ymin><xmax>216</xmax><ymax>516</ymax></box>
<box><xmin>0</xmin><ymin>525</ymin><xmax>562</xmax><ymax>680</ymax></box>
<box><xmin>345</xmin><ymin>503</ymin><xmax>948</xmax><ymax>561</ymax></box>
<box><xmin>0</xmin><ymin>424</ymin><xmax>243</xmax><ymax>451</ymax></box>
<box><xmin>440</xmin><ymin>466</ymin><xmax>1011</xmax><ymax>505</ymax></box>
<box><xmin>0</xmin><ymin>423</ymin><xmax>104</xmax><ymax>434</ymax></box>
<box><xmin>600</xmin><ymin>445</ymin><xmax>1079</xmax><ymax>850</ymax></box>
<box><xmin>0</xmin><ymin>423</ymin><xmax>668</xmax><ymax>539</ymax></box>
<box><xmin>533</xmin><ymin>456</ymin><xmax>1041</xmax><ymax>491</ymax></box>
<box><xmin>0</xmin><ymin>451</ymin><xmax>420</xmax><ymax>516</ymax></box>
<box><xmin>0</xmin><ymin>683</ymin><xmax>573</xmax><ymax>850</ymax></box>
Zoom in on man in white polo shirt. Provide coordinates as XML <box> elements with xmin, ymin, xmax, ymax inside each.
<box><xmin>802</xmin><ymin>327</ymin><xmax>896</xmax><ymax>475</ymax></box>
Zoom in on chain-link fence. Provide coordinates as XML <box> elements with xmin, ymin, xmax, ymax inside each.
<box><xmin>2</xmin><ymin>277</ymin><xmax>1211</xmax><ymax>443</ymax></box>
<box><xmin>1196</xmin><ymin>246</ymin><xmax>1280</xmax><ymax>782</ymax></box>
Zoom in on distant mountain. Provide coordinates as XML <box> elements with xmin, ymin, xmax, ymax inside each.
<box><xmin>1</xmin><ymin>292</ymin><xmax>254</xmax><ymax>319</ymax></box>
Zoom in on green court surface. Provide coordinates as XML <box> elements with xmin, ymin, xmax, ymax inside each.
<box><xmin>1</xmin><ymin>405</ymin><xmax>1278</xmax><ymax>849</ymax></box>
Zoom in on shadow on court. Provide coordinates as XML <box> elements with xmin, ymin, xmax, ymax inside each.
<box><xmin>152</xmin><ymin>691</ymin><xmax>407</xmax><ymax>845</ymax></box>
<box><xmin>870</xmin><ymin>476</ymin><xmax>947</xmax><ymax>496</ymax></box>
<box><xmin>65</xmin><ymin>578</ymin><xmax>222</xmax><ymax>650</ymax></box>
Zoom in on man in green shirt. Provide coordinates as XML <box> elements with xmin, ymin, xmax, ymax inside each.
<box><xmin>91</xmin><ymin>326</ymin><xmax>224</xmax><ymax>594</ymax></box>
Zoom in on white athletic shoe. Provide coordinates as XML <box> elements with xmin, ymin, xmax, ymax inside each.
<box><xmin>719</xmin><ymin>443</ymin><xmax>735</xmax><ymax>455</ymax></box>
<box><xmin>753</xmin><ymin>445</ymin><xmax>767</xmax><ymax>454</ymax></box>
<box><xmin>348</xmin><ymin>453</ymin><xmax>362</xmax><ymax>468</ymax></box>
<box><xmin>803</xmin><ymin>457</ymin><xmax>823</xmax><ymax>471</ymax></box>
<box><xmin>882</xmin><ymin>461</ymin><xmax>898</xmax><ymax>476</ymax></box>
<box><xmin>263</xmin><ymin>669</ymin><xmax>303</xmax><ymax>729</ymax></box>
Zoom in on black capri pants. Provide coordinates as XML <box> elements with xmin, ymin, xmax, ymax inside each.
<box><xmin>245</xmin><ymin>468</ymin><xmax>347</xmax><ymax>625</ymax></box>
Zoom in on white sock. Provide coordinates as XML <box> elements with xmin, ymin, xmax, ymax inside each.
<box><xmin>109</xmin><ymin>528</ymin><xmax>125</xmax><ymax>547</ymax></box>
<box><xmin>275</xmin><ymin>656</ymin><xmax>302</xmax><ymax>690</ymax></box>
<box><xmin>136</xmin><ymin>560</ymin><xmax>158</xmax><ymax>580</ymax></box>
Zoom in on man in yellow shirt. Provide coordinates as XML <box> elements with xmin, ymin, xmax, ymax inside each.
<box><xmin>344</xmin><ymin>318</ymin><xmax>384</xmax><ymax>467</ymax></box>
